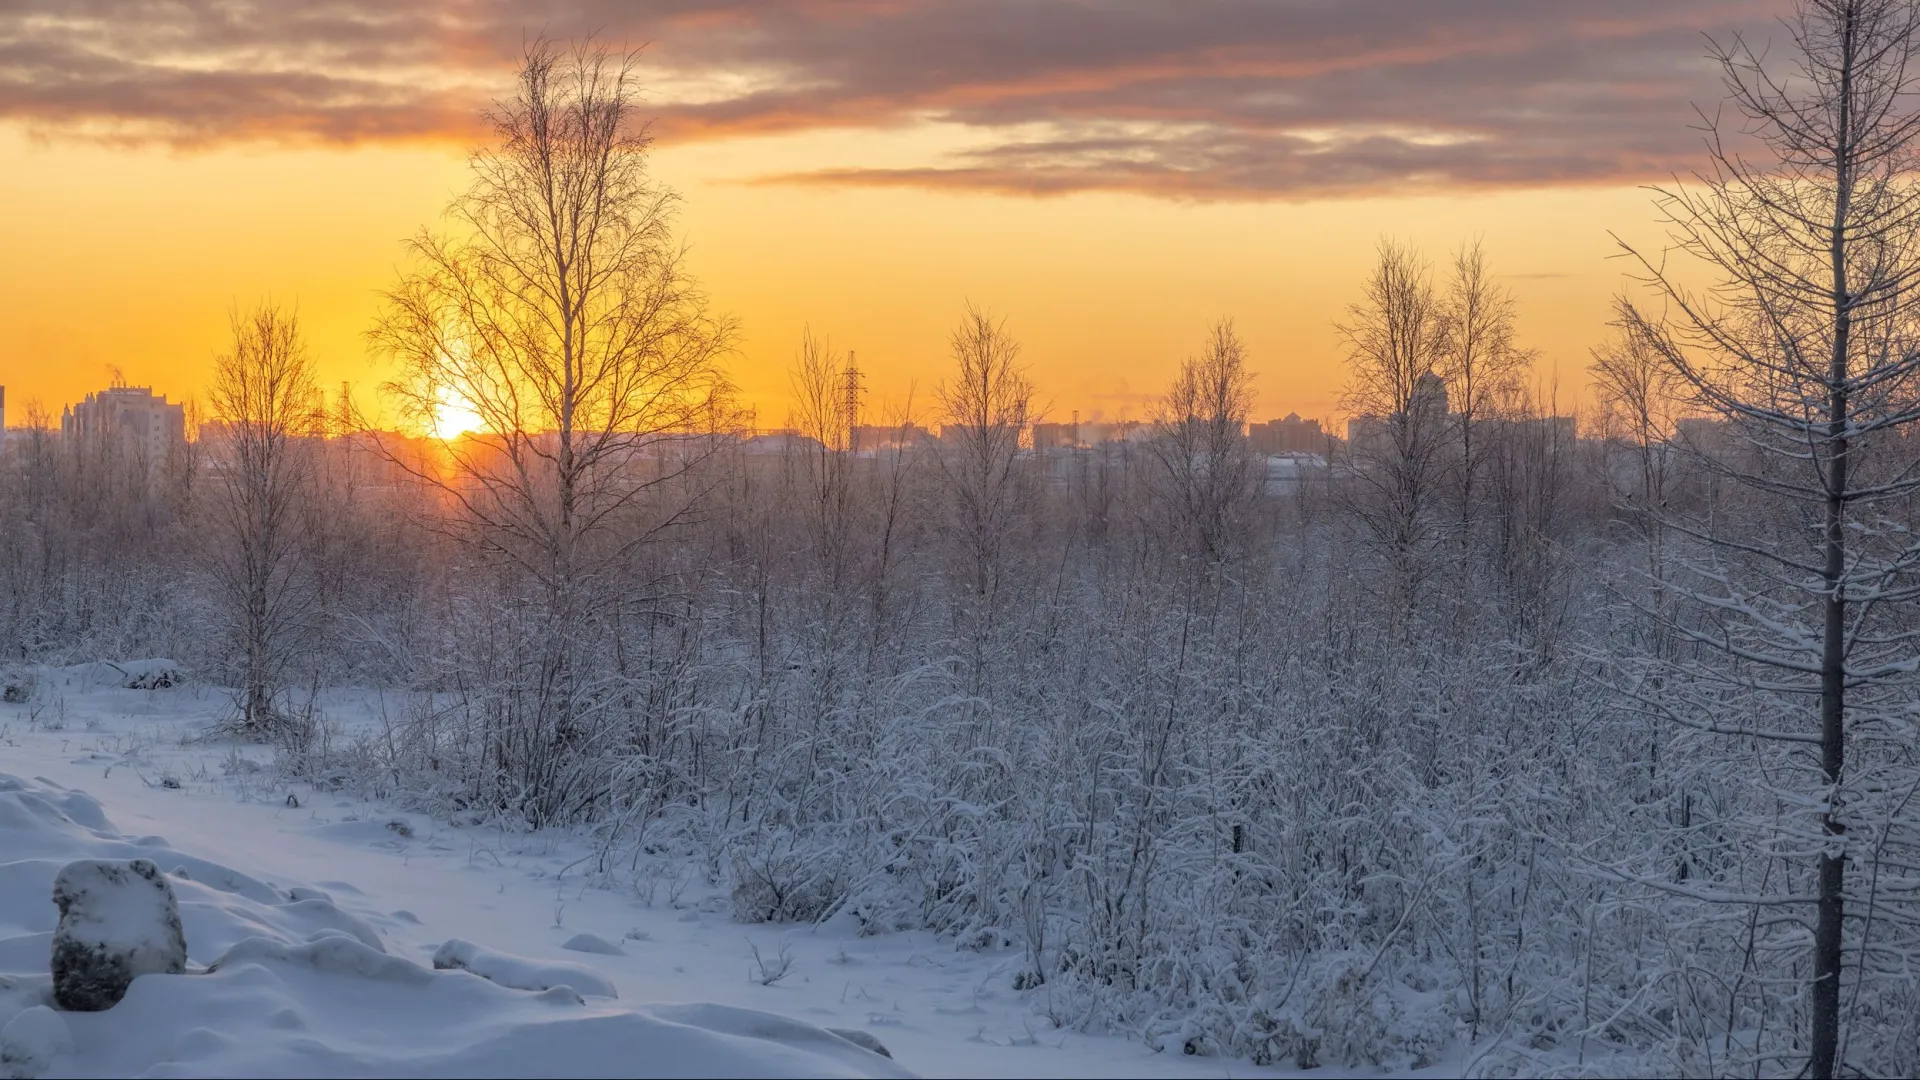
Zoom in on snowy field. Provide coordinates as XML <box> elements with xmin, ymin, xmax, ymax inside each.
<box><xmin>0</xmin><ymin>670</ymin><xmax>1404</xmax><ymax>1079</ymax></box>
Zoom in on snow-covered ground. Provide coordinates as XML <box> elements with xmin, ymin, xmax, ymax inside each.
<box><xmin>0</xmin><ymin>672</ymin><xmax>1356</xmax><ymax>1079</ymax></box>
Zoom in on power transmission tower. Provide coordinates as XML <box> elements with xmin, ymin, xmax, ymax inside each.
<box><xmin>841</xmin><ymin>350</ymin><xmax>862</xmax><ymax>452</ymax></box>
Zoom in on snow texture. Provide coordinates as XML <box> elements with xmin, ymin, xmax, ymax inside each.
<box><xmin>559</xmin><ymin>932</ymin><xmax>624</xmax><ymax>956</ymax></box>
<box><xmin>0</xmin><ymin>1007</ymin><xmax>71</xmax><ymax>1079</ymax></box>
<box><xmin>0</xmin><ymin>772</ymin><xmax>913</xmax><ymax>1078</ymax></box>
<box><xmin>827</xmin><ymin>1028</ymin><xmax>894</xmax><ymax>1059</ymax></box>
<box><xmin>432</xmin><ymin>938</ymin><xmax>620</xmax><ymax>998</ymax></box>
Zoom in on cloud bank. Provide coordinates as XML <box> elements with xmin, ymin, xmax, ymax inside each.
<box><xmin>0</xmin><ymin>1</ymin><xmax>1777</xmax><ymax>199</ymax></box>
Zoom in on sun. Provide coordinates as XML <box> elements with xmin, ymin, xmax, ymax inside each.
<box><xmin>431</xmin><ymin>383</ymin><xmax>485</xmax><ymax>439</ymax></box>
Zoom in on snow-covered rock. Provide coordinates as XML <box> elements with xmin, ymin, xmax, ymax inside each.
<box><xmin>432</xmin><ymin>938</ymin><xmax>618</xmax><ymax>998</ymax></box>
<box><xmin>50</xmin><ymin>859</ymin><xmax>186</xmax><ymax>1011</ymax></box>
<box><xmin>0</xmin><ymin>1006</ymin><xmax>71</xmax><ymax>1079</ymax></box>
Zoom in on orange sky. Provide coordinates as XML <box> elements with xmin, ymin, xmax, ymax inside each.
<box><xmin>0</xmin><ymin>0</ymin><xmax>1762</xmax><ymax>433</ymax></box>
<box><xmin>0</xmin><ymin>123</ymin><xmax>1664</xmax><ymax>433</ymax></box>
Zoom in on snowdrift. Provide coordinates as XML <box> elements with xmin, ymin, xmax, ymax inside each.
<box><xmin>0</xmin><ymin>774</ymin><xmax>910</xmax><ymax>1078</ymax></box>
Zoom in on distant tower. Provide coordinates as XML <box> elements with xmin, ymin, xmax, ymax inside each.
<box><xmin>841</xmin><ymin>350</ymin><xmax>862</xmax><ymax>452</ymax></box>
<box><xmin>1413</xmin><ymin>372</ymin><xmax>1447</xmax><ymax>414</ymax></box>
<box><xmin>1071</xmin><ymin>409</ymin><xmax>1079</xmax><ymax>448</ymax></box>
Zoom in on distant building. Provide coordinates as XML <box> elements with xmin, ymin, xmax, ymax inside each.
<box><xmin>62</xmin><ymin>386</ymin><xmax>186</xmax><ymax>462</ymax></box>
<box><xmin>738</xmin><ymin>430</ymin><xmax>825</xmax><ymax>456</ymax></box>
<box><xmin>1079</xmin><ymin>420</ymin><xmax>1146</xmax><ymax>445</ymax></box>
<box><xmin>850</xmin><ymin>423</ymin><xmax>934</xmax><ymax>451</ymax></box>
<box><xmin>1249</xmin><ymin>413</ymin><xmax>1323</xmax><ymax>454</ymax></box>
<box><xmin>1346</xmin><ymin>373</ymin><xmax>1451</xmax><ymax>454</ymax></box>
<box><xmin>1030</xmin><ymin>422</ymin><xmax>1077</xmax><ymax>450</ymax></box>
<box><xmin>1412</xmin><ymin>372</ymin><xmax>1449</xmax><ymax>424</ymax></box>
<box><xmin>1675</xmin><ymin>416</ymin><xmax>1728</xmax><ymax>448</ymax></box>
<box><xmin>1346</xmin><ymin>413</ymin><xmax>1387</xmax><ymax>448</ymax></box>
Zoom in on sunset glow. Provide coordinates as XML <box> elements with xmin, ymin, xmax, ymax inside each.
<box><xmin>430</xmin><ymin>381</ymin><xmax>484</xmax><ymax>440</ymax></box>
<box><xmin>0</xmin><ymin>1</ymin><xmax>1766</xmax><ymax>430</ymax></box>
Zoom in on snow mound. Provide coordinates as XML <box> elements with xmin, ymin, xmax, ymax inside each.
<box><xmin>0</xmin><ymin>774</ymin><xmax>913</xmax><ymax>1078</ymax></box>
<box><xmin>433</xmin><ymin>938</ymin><xmax>619</xmax><ymax>998</ymax></box>
<box><xmin>0</xmin><ymin>1006</ymin><xmax>70</xmax><ymax>1079</ymax></box>
<box><xmin>559</xmin><ymin>932</ymin><xmax>624</xmax><ymax>956</ymax></box>
<box><xmin>827</xmin><ymin>1028</ymin><xmax>894</xmax><ymax>1059</ymax></box>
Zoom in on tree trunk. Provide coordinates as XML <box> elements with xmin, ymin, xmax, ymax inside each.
<box><xmin>1811</xmin><ymin>16</ymin><xmax>1856</xmax><ymax>1074</ymax></box>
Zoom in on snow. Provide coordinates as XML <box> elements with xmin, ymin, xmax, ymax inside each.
<box><xmin>559</xmin><ymin>933</ymin><xmax>625</xmax><ymax>956</ymax></box>
<box><xmin>432</xmin><ymin>939</ymin><xmax>620</xmax><ymax>998</ymax></box>
<box><xmin>0</xmin><ymin>1007</ymin><xmax>72</xmax><ymax>1080</ymax></box>
<box><xmin>0</xmin><ymin>767</ymin><xmax>911</xmax><ymax>1078</ymax></box>
<box><xmin>0</xmin><ymin>681</ymin><xmax>1300</xmax><ymax>1079</ymax></box>
<box><xmin>51</xmin><ymin>861</ymin><xmax>181</xmax><ymax>958</ymax></box>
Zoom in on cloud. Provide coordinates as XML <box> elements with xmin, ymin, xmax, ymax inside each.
<box><xmin>0</xmin><ymin>0</ymin><xmax>1779</xmax><ymax>197</ymax></box>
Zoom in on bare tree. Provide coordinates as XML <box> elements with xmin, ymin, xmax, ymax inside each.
<box><xmin>1149</xmin><ymin>319</ymin><xmax>1261</xmax><ymax>563</ymax></box>
<box><xmin>937</xmin><ymin>303</ymin><xmax>1032</xmax><ymax>697</ymax></box>
<box><xmin>1440</xmin><ymin>239</ymin><xmax>1532</xmax><ymax>532</ymax></box>
<box><xmin>1588</xmin><ymin>306</ymin><xmax>1690</xmax><ymax>703</ymax></box>
<box><xmin>1590</xmin><ymin>302</ymin><xmax>1683</xmax><ymax>507</ymax></box>
<box><xmin>370</xmin><ymin>36</ymin><xmax>733</xmax><ymax>822</ymax></box>
<box><xmin>939</xmin><ymin>303</ymin><xmax>1032</xmax><ymax>608</ymax></box>
<box><xmin>789</xmin><ymin>327</ymin><xmax>856</xmax><ymax>581</ymax></box>
<box><xmin>1337</xmin><ymin>239</ymin><xmax>1453</xmax><ymax>617</ymax></box>
<box><xmin>206</xmin><ymin>304</ymin><xmax>318</xmax><ymax>737</ymax></box>
<box><xmin>1589</xmin><ymin>304</ymin><xmax>1686</xmax><ymax>610</ymax></box>
<box><xmin>1620</xmin><ymin>1</ymin><xmax>1920</xmax><ymax>1072</ymax></box>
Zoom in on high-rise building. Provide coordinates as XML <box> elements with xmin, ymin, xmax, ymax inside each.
<box><xmin>1412</xmin><ymin>372</ymin><xmax>1449</xmax><ymax>423</ymax></box>
<box><xmin>62</xmin><ymin>386</ymin><xmax>186</xmax><ymax>462</ymax></box>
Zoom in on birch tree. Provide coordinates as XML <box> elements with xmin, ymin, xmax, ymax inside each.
<box><xmin>1440</xmin><ymin>239</ymin><xmax>1531</xmax><ymax>534</ymax></box>
<box><xmin>206</xmin><ymin>304</ymin><xmax>318</xmax><ymax>737</ymax></box>
<box><xmin>1337</xmin><ymin>239</ymin><xmax>1452</xmax><ymax>618</ymax></box>
<box><xmin>937</xmin><ymin>303</ymin><xmax>1032</xmax><ymax>696</ymax></box>
<box><xmin>1148</xmin><ymin>319</ymin><xmax>1261</xmax><ymax>563</ymax></box>
<box><xmin>370</xmin><ymin>36</ymin><xmax>733</xmax><ymax>822</ymax></box>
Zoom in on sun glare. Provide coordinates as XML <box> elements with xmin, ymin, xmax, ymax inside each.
<box><xmin>431</xmin><ymin>384</ymin><xmax>484</xmax><ymax>439</ymax></box>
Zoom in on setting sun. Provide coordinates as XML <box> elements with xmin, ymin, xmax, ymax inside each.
<box><xmin>430</xmin><ymin>382</ymin><xmax>484</xmax><ymax>440</ymax></box>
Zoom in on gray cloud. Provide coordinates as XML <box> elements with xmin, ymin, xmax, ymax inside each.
<box><xmin>0</xmin><ymin>1</ymin><xmax>1780</xmax><ymax>197</ymax></box>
